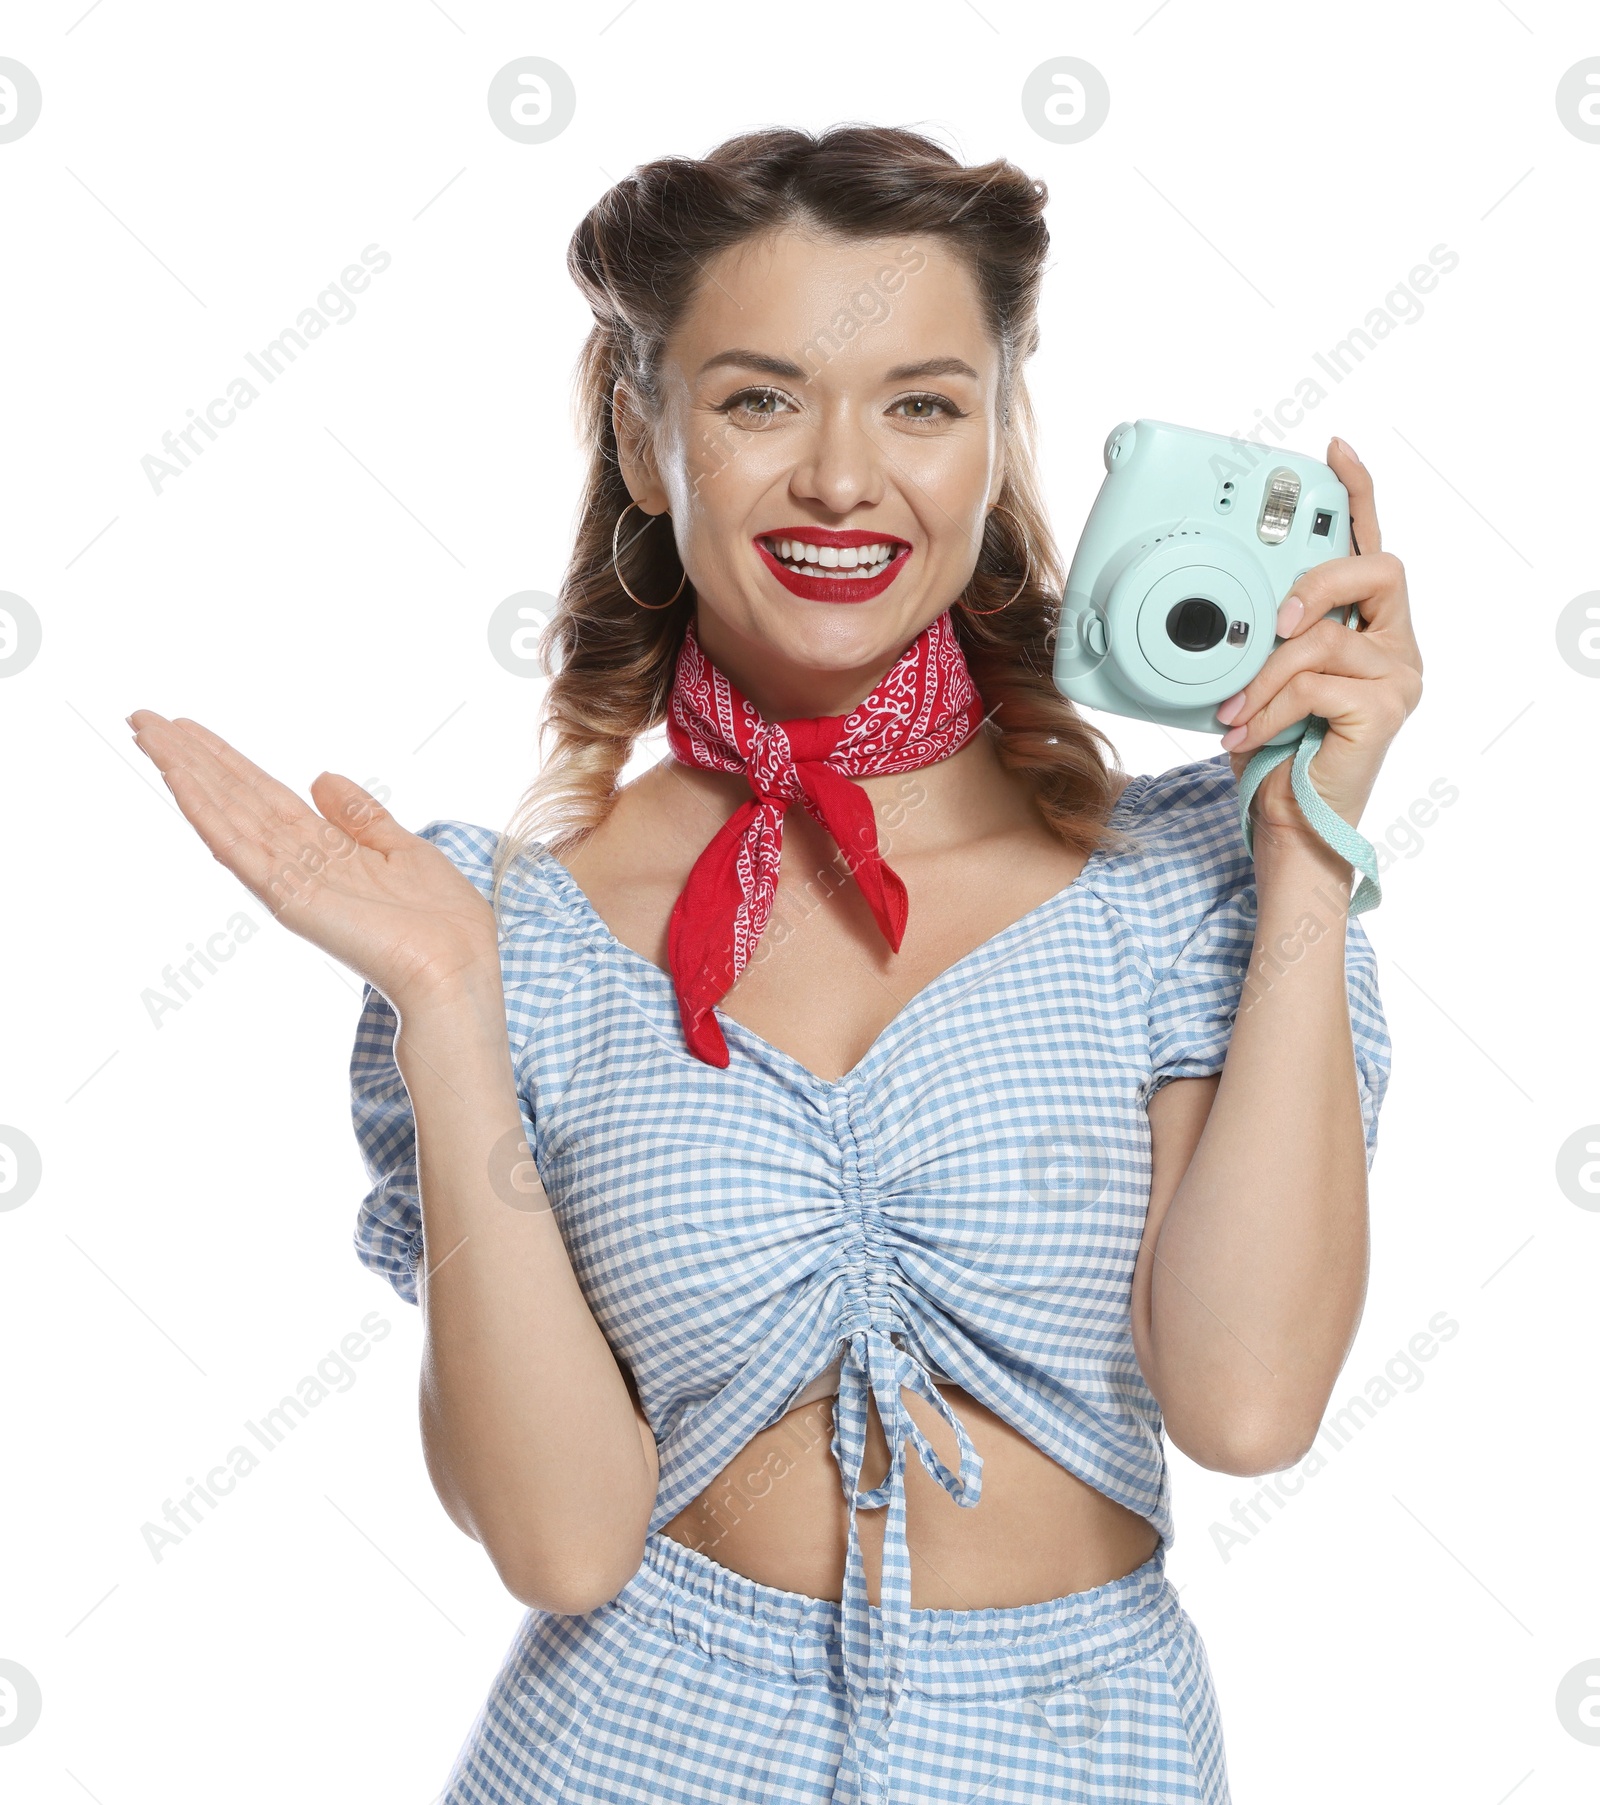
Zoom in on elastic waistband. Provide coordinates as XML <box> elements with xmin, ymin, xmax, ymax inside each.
<box><xmin>609</xmin><ymin>1531</ymin><xmax>1184</xmax><ymax>1699</ymax></box>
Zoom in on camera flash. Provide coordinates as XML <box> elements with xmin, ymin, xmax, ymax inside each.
<box><xmin>1257</xmin><ymin>469</ymin><xmax>1301</xmax><ymax>544</ymax></box>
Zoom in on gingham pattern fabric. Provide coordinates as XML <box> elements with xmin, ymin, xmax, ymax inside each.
<box><xmin>350</xmin><ymin>751</ymin><xmax>1391</xmax><ymax>1804</ymax></box>
<box><xmin>435</xmin><ymin>1531</ymin><xmax>1229</xmax><ymax>1804</ymax></box>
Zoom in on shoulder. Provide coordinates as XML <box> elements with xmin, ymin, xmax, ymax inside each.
<box><xmin>1089</xmin><ymin>753</ymin><xmax>1256</xmax><ymax>964</ymax></box>
<box><xmin>1117</xmin><ymin>753</ymin><xmax>1245</xmax><ymax>851</ymax></box>
<box><xmin>413</xmin><ymin>816</ymin><xmax>598</xmax><ymax>1005</ymax></box>
<box><xmin>413</xmin><ymin>818</ymin><xmax>500</xmax><ymax>897</ymax></box>
<box><xmin>414</xmin><ymin>817</ymin><xmax>575</xmax><ymax>944</ymax></box>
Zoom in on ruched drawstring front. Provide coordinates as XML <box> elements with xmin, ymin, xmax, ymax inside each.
<box><xmin>351</xmin><ymin>758</ymin><xmax>1390</xmax><ymax>1805</ymax></box>
<box><xmin>829</xmin><ymin>1325</ymin><xmax>984</xmax><ymax>1802</ymax></box>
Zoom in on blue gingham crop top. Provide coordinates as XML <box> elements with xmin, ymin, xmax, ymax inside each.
<box><xmin>350</xmin><ymin>751</ymin><xmax>1391</xmax><ymax>1748</ymax></box>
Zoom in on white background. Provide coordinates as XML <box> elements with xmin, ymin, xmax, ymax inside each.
<box><xmin>2</xmin><ymin>2</ymin><xmax>1597</xmax><ymax>1801</ymax></box>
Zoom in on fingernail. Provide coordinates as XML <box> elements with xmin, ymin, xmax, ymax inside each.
<box><xmin>1275</xmin><ymin>596</ymin><xmax>1303</xmax><ymax>637</ymax></box>
<box><xmin>1333</xmin><ymin>436</ymin><xmax>1358</xmax><ymax>460</ymax></box>
<box><xmin>1216</xmin><ymin>689</ymin><xmax>1248</xmax><ymax>725</ymax></box>
<box><xmin>1220</xmin><ymin>724</ymin><xmax>1247</xmax><ymax>749</ymax></box>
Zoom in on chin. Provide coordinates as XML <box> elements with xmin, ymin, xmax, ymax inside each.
<box><xmin>744</xmin><ymin>592</ymin><xmax>941</xmax><ymax>657</ymax></box>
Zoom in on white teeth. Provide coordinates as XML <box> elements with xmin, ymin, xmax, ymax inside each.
<box><xmin>762</xmin><ymin>537</ymin><xmax>902</xmax><ymax>578</ymax></box>
<box><xmin>765</xmin><ymin>540</ymin><xmax>897</xmax><ymax>563</ymax></box>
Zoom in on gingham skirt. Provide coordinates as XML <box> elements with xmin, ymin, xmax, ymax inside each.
<box><xmin>438</xmin><ymin>1531</ymin><xmax>1232</xmax><ymax>1804</ymax></box>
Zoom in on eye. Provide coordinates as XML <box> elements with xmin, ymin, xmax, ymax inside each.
<box><xmin>890</xmin><ymin>392</ymin><xmax>964</xmax><ymax>423</ymax></box>
<box><xmin>715</xmin><ymin>385</ymin><xmax>795</xmax><ymax>426</ymax></box>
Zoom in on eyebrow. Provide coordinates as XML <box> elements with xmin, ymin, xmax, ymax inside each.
<box><xmin>697</xmin><ymin>349</ymin><xmax>981</xmax><ymax>384</ymax></box>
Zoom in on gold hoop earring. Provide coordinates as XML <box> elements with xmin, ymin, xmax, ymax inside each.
<box><xmin>957</xmin><ymin>503</ymin><xmax>1031</xmax><ymax>616</ymax></box>
<box><xmin>612</xmin><ymin>500</ymin><xmax>688</xmax><ymax>610</ymax></box>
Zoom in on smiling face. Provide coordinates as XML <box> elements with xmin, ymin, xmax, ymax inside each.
<box><xmin>613</xmin><ymin>226</ymin><xmax>1009</xmax><ymax>720</ymax></box>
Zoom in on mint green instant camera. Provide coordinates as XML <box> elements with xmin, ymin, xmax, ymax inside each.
<box><xmin>1052</xmin><ymin>419</ymin><xmax>1358</xmax><ymax>746</ymax></box>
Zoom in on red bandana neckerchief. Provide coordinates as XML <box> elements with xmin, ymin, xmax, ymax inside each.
<box><xmin>663</xmin><ymin>608</ymin><xmax>985</xmax><ymax>1068</ymax></box>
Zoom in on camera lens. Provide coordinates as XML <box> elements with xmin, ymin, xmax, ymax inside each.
<box><xmin>1165</xmin><ymin>597</ymin><xmax>1227</xmax><ymax>652</ymax></box>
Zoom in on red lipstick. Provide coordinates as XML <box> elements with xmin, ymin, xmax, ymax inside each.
<box><xmin>753</xmin><ymin>526</ymin><xmax>912</xmax><ymax>605</ymax></box>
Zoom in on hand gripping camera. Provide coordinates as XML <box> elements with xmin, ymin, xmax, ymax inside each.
<box><xmin>1052</xmin><ymin>419</ymin><xmax>1380</xmax><ymax>912</ymax></box>
<box><xmin>1052</xmin><ymin>418</ymin><xmax>1357</xmax><ymax>739</ymax></box>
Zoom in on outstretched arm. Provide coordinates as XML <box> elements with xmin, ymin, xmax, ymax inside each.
<box><xmin>129</xmin><ymin>712</ymin><xmax>659</xmax><ymax>1612</ymax></box>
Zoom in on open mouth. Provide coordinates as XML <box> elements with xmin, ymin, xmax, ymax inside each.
<box><xmin>756</xmin><ymin>534</ymin><xmax>906</xmax><ymax>581</ymax></box>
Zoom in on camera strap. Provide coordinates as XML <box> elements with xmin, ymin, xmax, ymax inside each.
<box><xmin>1236</xmin><ymin>717</ymin><xmax>1382</xmax><ymax>915</ymax></box>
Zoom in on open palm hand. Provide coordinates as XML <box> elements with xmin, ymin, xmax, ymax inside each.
<box><xmin>128</xmin><ymin>711</ymin><xmax>500</xmax><ymax>1016</ymax></box>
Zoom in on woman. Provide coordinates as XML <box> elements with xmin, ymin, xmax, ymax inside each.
<box><xmin>130</xmin><ymin>125</ymin><xmax>1419</xmax><ymax>1805</ymax></box>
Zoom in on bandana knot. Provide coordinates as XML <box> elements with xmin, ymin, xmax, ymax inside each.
<box><xmin>662</xmin><ymin>608</ymin><xmax>984</xmax><ymax>1068</ymax></box>
<box><xmin>745</xmin><ymin>721</ymin><xmax>803</xmax><ymax>806</ymax></box>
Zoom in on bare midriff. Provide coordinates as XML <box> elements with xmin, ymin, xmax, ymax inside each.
<box><xmin>659</xmin><ymin>1384</ymin><xmax>1160</xmax><ymax>1608</ymax></box>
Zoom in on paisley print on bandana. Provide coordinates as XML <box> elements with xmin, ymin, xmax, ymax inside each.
<box><xmin>663</xmin><ymin>610</ymin><xmax>985</xmax><ymax>1066</ymax></box>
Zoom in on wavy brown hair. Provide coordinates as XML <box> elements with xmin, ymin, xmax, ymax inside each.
<box><xmin>490</xmin><ymin>122</ymin><xmax>1134</xmax><ymax>909</ymax></box>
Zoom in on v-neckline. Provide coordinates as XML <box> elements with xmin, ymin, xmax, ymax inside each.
<box><xmin>535</xmin><ymin>775</ymin><xmax>1145</xmax><ymax>1090</ymax></box>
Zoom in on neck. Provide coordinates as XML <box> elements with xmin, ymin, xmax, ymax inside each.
<box><xmin>688</xmin><ymin>607</ymin><xmax>931</xmax><ymax>722</ymax></box>
<box><xmin>670</xmin><ymin>727</ymin><xmax>1040</xmax><ymax>857</ymax></box>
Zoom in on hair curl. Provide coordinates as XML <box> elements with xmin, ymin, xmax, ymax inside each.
<box><xmin>490</xmin><ymin>122</ymin><xmax>1133</xmax><ymax>908</ymax></box>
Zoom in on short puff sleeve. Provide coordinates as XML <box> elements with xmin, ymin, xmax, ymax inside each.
<box><xmin>1138</xmin><ymin>758</ymin><xmax>1392</xmax><ymax>1169</ymax></box>
<box><xmin>349</xmin><ymin>817</ymin><xmax>527</xmax><ymax>1304</ymax></box>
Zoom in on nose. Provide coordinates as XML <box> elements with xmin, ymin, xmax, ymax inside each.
<box><xmin>787</xmin><ymin>401</ymin><xmax>887</xmax><ymax>517</ymax></box>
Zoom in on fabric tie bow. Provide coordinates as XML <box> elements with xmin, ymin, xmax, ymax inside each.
<box><xmin>663</xmin><ymin>609</ymin><xmax>985</xmax><ymax>1067</ymax></box>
